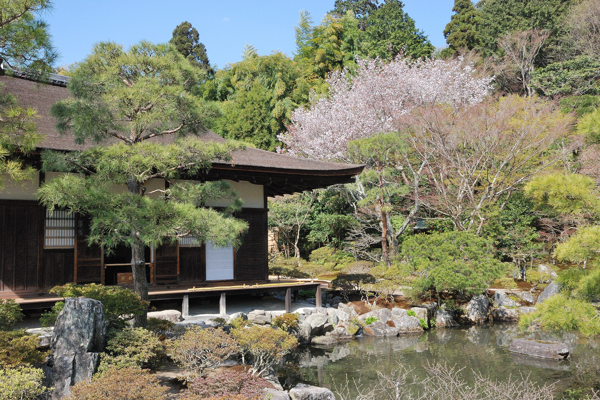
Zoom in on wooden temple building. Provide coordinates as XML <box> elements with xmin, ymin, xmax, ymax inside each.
<box><xmin>0</xmin><ymin>72</ymin><xmax>363</xmax><ymax>312</ymax></box>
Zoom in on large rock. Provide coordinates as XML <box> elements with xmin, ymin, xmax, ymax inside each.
<box><xmin>509</xmin><ymin>338</ymin><xmax>570</xmax><ymax>360</ymax></box>
<box><xmin>393</xmin><ymin>315</ymin><xmax>423</xmax><ymax>333</ymax></box>
<box><xmin>147</xmin><ymin>309</ymin><xmax>181</xmax><ymax>323</ymax></box>
<box><xmin>516</xmin><ymin>291</ymin><xmax>535</xmax><ymax>304</ymax></box>
<box><xmin>491</xmin><ymin>306</ymin><xmax>520</xmax><ymax>322</ymax></box>
<box><xmin>494</xmin><ymin>291</ymin><xmax>518</xmax><ymax>308</ymax></box>
<box><xmin>435</xmin><ymin>308</ymin><xmax>458</xmax><ymax>328</ymax></box>
<box><xmin>249</xmin><ymin>310</ymin><xmax>272</xmax><ymax>325</ymax></box>
<box><xmin>305</xmin><ymin>313</ymin><xmax>330</xmax><ymax>336</ymax></box>
<box><xmin>410</xmin><ymin>307</ymin><xmax>428</xmax><ymax>326</ymax></box>
<box><xmin>362</xmin><ymin>321</ymin><xmax>388</xmax><ymax>337</ymax></box>
<box><xmin>327</xmin><ymin>309</ymin><xmax>350</xmax><ymax>326</ymax></box>
<box><xmin>466</xmin><ymin>295</ymin><xmax>490</xmax><ymax>324</ymax></box>
<box><xmin>391</xmin><ymin>308</ymin><xmax>408</xmax><ymax>319</ymax></box>
<box><xmin>536</xmin><ymin>282</ymin><xmax>560</xmax><ymax>305</ymax></box>
<box><xmin>358</xmin><ymin>308</ymin><xmax>392</xmax><ymax>325</ymax></box>
<box><xmin>263</xmin><ymin>388</ymin><xmax>291</xmax><ymax>400</ymax></box>
<box><xmin>51</xmin><ymin>297</ymin><xmax>106</xmax><ymax>400</ymax></box>
<box><xmin>289</xmin><ymin>383</ymin><xmax>336</xmax><ymax>400</ymax></box>
<box><xmin>337</xmin><ymin>303</ymin><xmax>358</xmax><ymax>318</ymax></box>
<box><xmin>311</xmin><ymin>335</ymin><xmax>338</xmax><ymax>346</ymax></box>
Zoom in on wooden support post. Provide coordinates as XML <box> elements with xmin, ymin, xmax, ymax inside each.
<box><xmin>316</xmin><ymin>285</ymin><xmax>322</xmax><ymax>308</ymax></box>
<box><xmin>285</xmin><ymin>288</ymin><xmax>292</xmax><ymax>313</ymax></box>
<box><xmin>219</xmin><ymin>293</ymin><xmax>227</xmax><ymax>316</ymax></box>
<box><xmin>182</xmin><ymin>295</ymin><xmax>189</xmax><ymax>318</ymax></box>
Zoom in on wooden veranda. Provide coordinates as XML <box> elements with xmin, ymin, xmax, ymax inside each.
<box><xmin>5</xmin><ymin>279</ymin><xmax>329</xmax><ymax>315</ymax></box>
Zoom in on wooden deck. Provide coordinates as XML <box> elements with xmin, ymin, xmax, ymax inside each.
<box><xmin>2</xmin><ymin>279</ymin><xmax>329</xmax><ymax>311</ymax></box>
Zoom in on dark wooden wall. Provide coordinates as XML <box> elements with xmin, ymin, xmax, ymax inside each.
<box><xmin>0</xmin><ymin>204</ymin><xmax>269</xmax><ymax>293</ymax></box>
<box><xmin>0</xmin><ymin>201</ymin><xmax>43</xmax><ymax>292</ymax></box>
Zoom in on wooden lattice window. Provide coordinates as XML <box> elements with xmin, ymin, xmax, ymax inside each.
<box><xmin>44</xmin><ymin>209</ymin><xmax>75</xmax><ymax>248</ymax></box>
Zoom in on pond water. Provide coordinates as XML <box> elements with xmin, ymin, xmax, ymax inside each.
<box><xmin>296</xmin><ymin>324</ymin><xmax>600</xmax><ymax>398</ymax></box>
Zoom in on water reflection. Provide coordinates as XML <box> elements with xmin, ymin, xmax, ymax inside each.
<box><xmin>299</xmin><ymin>325</ymin><xmax>599</xmax><ymax>397</ymax></box>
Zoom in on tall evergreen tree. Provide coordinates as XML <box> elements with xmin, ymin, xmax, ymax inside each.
<box><xmin>442</xmin><ymin>0</ymin><xmax>481</xmax><ymax>57</ymax></box>
<box><xmin>476</xmin><ymin>0</ymin><xmax>578</xmax><ymax>62</ymax></box>
<box><xmin>169</xmin><ymin>21</ymin><xmax>213</xmax><ymax>76</ymax></box>
<box><xmin>44</xmin><ymin>42</ymin><xmax>246</xmax><ymax>325</ymax></box>
<box><xmin>333</xmin><ymin>0</ymin><xmax>382</xmax><ymax>29</ymax></box>
<box><xmin>363</xmin><ymin>0</ymin><xmax>434</xmax><ymax>59</ymax></box>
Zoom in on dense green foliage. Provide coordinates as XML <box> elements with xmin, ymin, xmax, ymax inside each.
<box><xmin>401</xmin><ymin>231</ymin><xmax>507</xmax><ymax>301</ymax></box>
<box><xmin>40</xmin><ymin>41</ymin><xmax>248</xmax><ymax>325</ymax></box>
<box><xmin>531</xmin><ymin>56</ymin><xmax>600</xmax><ymax>97</ymax></box>
<box><xmin>0</xmin><ymin>366</ymin><xmax>47</xmax><ymax>400</ymax></box>
<box><xmin>442</xmin><ymin>0</ymin><xmax>481</xmax><ymax>57</ymax></box>
<box><xmin>0</xmin><ymin>0</ymin><xmax>56</xmax><ymax>72</ymax></box>
<box><xmin>476</xmin><ymin>0</ymin><xmax>577</xmax><ymax>60</ymax></box>
<box><xmin>0</xmin><ymin>330</ymin><xmax>45</xmax><ymax>368</ymax></box>
<box><xmin>41</xmin><ymin>283</ymin><xmax>149</xmax><ymax>330</ymax></box>
<box><xmin>231</xmin><ymin>325</ymin><xmax>298</xmax><ymax>377</ymax></box>
<box><xmin>168</xmin><ymin>326</ymin><xmax>239</xmax><ymax>381</ymax></box>
<box><xmin>0</xmin><ymin>299</ymin><xmax>23</xmax><ymax>330</ymax></box>
<box><xmin>208</xmin><ymin>50</ymin><xmax>311</xmax><ymax>150</ymax></box>
<box><xmin>99</xmin><ymin>327</ymin><xmax>166</xmax><ymax>373</ymax></box>
<box><xmin>519</xmin><ymin>294</ymin><xmax>600</xmax><ymax>336</ymax></box>
<box><xmin>170</xmin><ymin>21</ymin><xmax>213</xmax><ymax>75</ymax></box>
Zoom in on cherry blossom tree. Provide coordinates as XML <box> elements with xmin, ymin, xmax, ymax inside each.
<box><xmin>278</xmin><ymin>56</ymin><xmax>493</xmax><ymax>161</ymax></box>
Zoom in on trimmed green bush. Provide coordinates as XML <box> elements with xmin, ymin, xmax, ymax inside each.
<box><xmin>98</xmin><ymin>327</ymin><xmax>166</xmax><ymax>373</ymax></box>
<box><xmin>41</xmin><ymin>283</ymin><xmax>149</xmax><ymax>330</ymax></box>
<box><xmin>0</xmin><ymin>300</ymin><xmax>24</xmax><ymax>330</ymax></box>
<box><xmin>519</xmin><ymin>294</ymin><xmax>600</xmax><ymax>337</ymax></box>
<box><xmin>0</xmin><ymin>366</ymin><xmax>47</xmax><ymax>400</ymax></box>
<box><xmin>168</xmin><ymin>326</ymin><xmax>239</xmax><ymax>382</ymax></box>
<box><xmin>145</xmin><ymin>317</ymin><xmax>175</xmax><ymax>334</ymax></box>
<box><xmin>271</xmin><ymin>313</ymin><xmax>300</xmax><ymax>333</ymax></box>
<box><xmin>0</xmin><ymin>330</ymin><xmax>46</xmax><ymax>368</ymax></box>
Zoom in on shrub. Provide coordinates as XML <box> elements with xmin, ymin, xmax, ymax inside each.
<box><xmin>492</xmin><ymin>277</ymin><xmax>518</xmax><ymax>290</ymax></box>
<box><xmin>229</xmin><ymin>316</ymin><xmax>252</xmax><ymax>329</ymax></box>
<box><xmin>526</xmin><ymin>269</ymin><xmax>553</xmax><ymax>289</ymax></box>
<box><xmin>0</xmin><ymin>330</ymin><xmax>46</xmax><ymax>368</ymax></box>
<box><xmin>559</xmin><ymin>268</ymin><xmax>587</xmax><ymax>296</ymax></box>
<box><xmin>66</xmin><ymin>367</ymin><xmax>168</xmax><ymax>400</ymax></box>
<box><xmin>98</xmin><ymin>327</ymin><xmax>166</xmax><ymax>373</ymax></box>
<box><xmin>271</xmin><ymin>313</ymin><xmax>300</xmax><ymax>333</ymax></box>
<box><xmin>332</xmin><ymin>273</ymin><xmax>376</xmax><ymax>302</ymax></box>
<box><xmin>0</xmin><ymin>300</ymin><xmax>24</xmax><ymax>330</ymax></box>
<box><xmin>342</xmin><ymin>260</ymin><xmax>374</xmax><ymax>275</ymax></box>
<box><xmin>576</xmin><ymin>268</ymin><xmax>600</xmax><ymax>301</ymax></box>
<box><xmin>145</xmin><ymin>317</ymin><xmax>175</xmax><ymax>335</ymax></box>
<box><xmin>182</xmin><ymin>370</ymin><xmax>271</xmax><ymax>400</ymax></box>
<box><xmin>365</xmin><ymin>316</ymin><xmax>378</xmax><ymax>325</ymax></box>
<box><xmin>0</xmin><ymin>366</ymin><xmax>47</xmax><ymax>400</ymax></box>
<box><xmin>296</xmin><ymin>262</ymin><xmax>332</xmax><ymax>280</ymax></box>
<box><xmin>519</xmin><ymin>294</ymin><xmax>600</xmax><ymax>337</ymax></box>
<box><xmin>41</xmin><ymin>283</ymin><xmax>148</xmax><ymax>330</ymax></box>
<box><xmin>168</xmin><ymin>326</ymin><xmax>239</xmax><ymax>382</ymax></box>
<box><xmin>231</xmin><ymin>325</ymin><xmax>298</xmax><ymax>377</ymax></box>
<box><xmin>211</xmin><ymin>317</ymin><xmax>227</xmax><ymax>327</ymax></box>
<box><xmin>407</xmin><ymin>309</ymin><xmax>416</xmax><ymax>317</ymax></box>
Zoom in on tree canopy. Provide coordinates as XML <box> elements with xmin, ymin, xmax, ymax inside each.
<box><xmin>169</xmin><ymin>21</ymin><xmax>213</xmax><ymax>76</ymax></box>
<box><xmin>442</xmin><ymin>0</ymin><xmax>481</xmax><ymax>57</ymax></box>
<box><xmin>42</xmin><ymin>41</ymin><xmax>247</xmax><ymax>325</ymax></box>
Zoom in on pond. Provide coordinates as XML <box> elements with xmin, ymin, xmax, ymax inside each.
<box><xmin>296</xmin><ymin>324</ymin><xmax>600</xmax><ymax>398</ymax></box>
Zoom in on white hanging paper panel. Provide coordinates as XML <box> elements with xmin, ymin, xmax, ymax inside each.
<box><xmin>206</xmin><ymin>241</ymin><xmax>234</xmax><ymax>281</ymax></box>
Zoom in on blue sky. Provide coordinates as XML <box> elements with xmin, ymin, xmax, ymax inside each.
<box><xmin>43</xmin><ymin>1</ymin><xmax>454</xmax><ymax>69</ymax></box>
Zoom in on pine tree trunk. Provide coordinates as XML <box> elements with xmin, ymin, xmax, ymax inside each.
<box><xmin>127</xmin><ymin>176</ymin><xmax>148</xmax><ymax>327</ymax></box>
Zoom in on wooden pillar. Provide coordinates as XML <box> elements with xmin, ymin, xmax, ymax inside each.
<box><xmin>219</xmin><ymin>292</ymin><xmax>227</xmax><ymax>316</ymax></box>
<box><xmin>285</xmin><ymin>288</ymin><xmax>292</xmax><ymax>313</ymax></box>
<box><xmin>316</xmin><ymin>285</ymin><xmax>322</xmax><ymax>308</ymax></box>
<box><xmin>182</xmin><ymin>295</ymin><xmax>189</xmax><ymax>318</ymax></box>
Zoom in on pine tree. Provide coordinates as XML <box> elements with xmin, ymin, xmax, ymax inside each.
<box><xmin>442</xmin><ymin>0</ymin><xmax>480</xmax><ymax>57</ymax></box>
<box><xmin>169</xmin><ymin>21</ymin><xmax>213</xmax><ymax>76</ymax></box>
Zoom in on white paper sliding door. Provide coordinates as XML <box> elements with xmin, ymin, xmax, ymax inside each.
<box><xmin>206</xmin><ymin>242</ymin><xmax>234</xmax><ymax>281</ymax></box>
